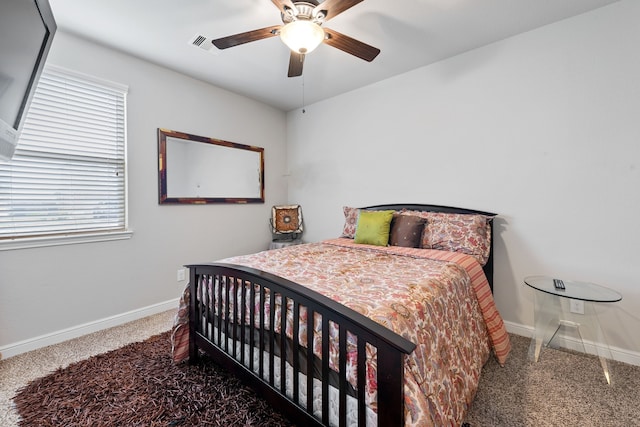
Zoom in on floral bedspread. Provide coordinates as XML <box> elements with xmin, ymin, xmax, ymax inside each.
<box><xmin>172</xmin><ymin>239</ymin><xmax>510</xmax><ymax>426</ymax></box>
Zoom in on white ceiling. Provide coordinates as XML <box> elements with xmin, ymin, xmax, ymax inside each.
<box><xmin>48</xmin><ymin>0</ymin><xmax>619</xmax><ymax>112</ymax></box>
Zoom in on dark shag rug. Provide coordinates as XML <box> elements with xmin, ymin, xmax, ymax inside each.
<box><xmin>13</xmin><ymin>332</ymin><xmax>294</xmax><ymax>427</ymax></box>
<box><xmin>13</xmin><ymin>331</ymin><xmax>640</xmax><ymax>426</ymax></box>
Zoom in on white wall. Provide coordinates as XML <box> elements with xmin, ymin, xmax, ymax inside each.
<box><xmin>0</xmin><ymin>32</ymin><xmax>288</xmax><ymax>352</ymax></box>
<box><xmin>286</xmin><ymin>1</ymin><xmax>640</xmax><ymax>360</ymax></box>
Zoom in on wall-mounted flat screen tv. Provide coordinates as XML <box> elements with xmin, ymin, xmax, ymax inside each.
<box><xmin>0</xmin><ymin>0</ymin><xmax>57</xmax><ymax>161</ymax></box>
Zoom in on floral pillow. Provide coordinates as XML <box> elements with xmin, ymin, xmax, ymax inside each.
<box><xmin>401</xmin><ymin>210</ymin><xmax>493</xmax><ymax>265</ymax></box>
<box><xmin>341</xmin><ymin>206</ymin><xmax>360</xmax><ymax>238</ymax></box>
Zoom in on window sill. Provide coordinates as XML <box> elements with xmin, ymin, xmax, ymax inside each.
<box><xmin>0</xmin><ymin>230</ymin><xmax>133</xmax><ymax>251</ymax></box>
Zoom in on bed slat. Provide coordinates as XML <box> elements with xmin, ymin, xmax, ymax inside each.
<box><xmin>306</xmin><ymin>307</ymin><xmax>315</xmax><ymax>417</ymax></box>
<box><xmin>280</xmin><ymin>295</ymin><xmax>287</xmax><ymax>394</ymax></box>
<box><xmin>357</xmin><ymin>339</ymin><xmax>366</xmax><ymax>426</ymax></box>
<box><xmin>292</xmin><ymin>300</ymin><xmax>301</xmax><ymax>405</ymax></box>
<box><xmin>269</xmin><ymin>288</ymin><xmax>276</xmax><ymax>385</ymax></box>
<box><xmin>339</xmin><ymin>325</ymin><xmax>347</xmax><ymax>426</ymax></box>
<box><xmin>321</xmin><ymin>316</ymin><xmax>330</xmax><ymax>424</ymax></box>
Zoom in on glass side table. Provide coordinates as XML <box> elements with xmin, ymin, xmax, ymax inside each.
<box><xmin>524</xmin><ymin>275</ymin><xmax>622</xmax><ymax>384</ymax></box>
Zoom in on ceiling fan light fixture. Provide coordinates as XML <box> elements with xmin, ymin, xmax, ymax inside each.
<box><xmin>279</xmin><ymin>20</ymin><xmax>324</xmax><ymax>54</ymax></box>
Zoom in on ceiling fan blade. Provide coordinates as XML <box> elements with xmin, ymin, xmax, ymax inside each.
<box><xmin>288</xmin><ymin>52</ymin><xmax>305</xmax><ymax>77</ymax></box>
<box><xmin>212</xmin><ymin>25</ymin><xmax>281</xmax><ymax>49</ymax></box>
<box><xmin>271</xmin><ymin>0</ymin><xmax>298</xmax><ymax>15</ymax></box>
<box><xmin>323</xmin><ymin>28</ymin><xmax>380</xmax><ymax>62</ymax></box>
<box><xmin>313</xmin><ymin>0</ymin><xmax>364</xmax><ymax>21</ymax></box>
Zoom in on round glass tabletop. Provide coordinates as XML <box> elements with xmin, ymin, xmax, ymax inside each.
<box><xmin>524</xmin><ymin>275</ymin><xmax>622</xmax><ymax>303</ymax></box>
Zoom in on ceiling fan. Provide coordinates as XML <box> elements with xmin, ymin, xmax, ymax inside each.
<box><xmin>212</xmin><ymin>0</ymin><xmax>380</xmax><ymax>77</ymax></box>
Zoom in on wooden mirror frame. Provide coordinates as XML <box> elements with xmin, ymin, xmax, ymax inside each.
<box><xmin>158</xmin><ymin>128</ymin><xmax>265</xmax><ymax>204</ymax></box>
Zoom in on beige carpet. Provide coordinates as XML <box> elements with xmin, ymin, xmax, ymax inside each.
<box><xmin>464</xmin><ymin>334</ymin><xmax>640</xmax><ymax>426</ymax></box>
<box><xmin>0</xmin><ymin>310</ymin><xmax>176</xmax><ymax>427</ymax></box>
<box><xmin>2</xmin><ymin>311</ymin><xmax>639</xmax><ymax>426</ymax></box>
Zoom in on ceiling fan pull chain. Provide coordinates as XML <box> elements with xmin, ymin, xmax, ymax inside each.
<box><xmin>301</xmin><ymin>74</ymin><xmax>306</xmax><ymax>114</ymax></box>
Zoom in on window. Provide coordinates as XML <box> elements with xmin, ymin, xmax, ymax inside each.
<box><xmin>0</xmin><ymin>65</ymin><xmax>130</xmax><ymax>249</ymax></box>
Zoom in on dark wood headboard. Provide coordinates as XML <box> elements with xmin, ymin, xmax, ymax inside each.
<box><xmin>362</xmin><ymin>203</ymin><xmax>497</xmax><ymax>291</ymax></box>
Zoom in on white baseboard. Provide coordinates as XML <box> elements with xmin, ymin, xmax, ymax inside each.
<box><xmin>504</xmin><ymin>320</ymin><xmax>640</xmax><ymax>367</ymax></box>
<box><xmin>0</xmin><ymin>298</ymin><xmax>179</xmax><ymax>360</ymax></box>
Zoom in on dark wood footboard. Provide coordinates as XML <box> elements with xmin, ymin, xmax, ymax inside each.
<box><xmin>187</xmin><ymin>263</ymin><xmax>416</xmax><ymax>427</ymax></box>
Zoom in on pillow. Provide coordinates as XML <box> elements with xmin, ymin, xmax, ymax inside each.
<box><xmin>353</xmin><ymin>210</ymin><xmax>394</xmax><ymax>246</ymax></box>
<box><xmin>401</xmin><ymin>210</ymin><xmax>493</xmax><ymax>265</ymax></box>
<box><xmin>389</xmin><ymin>214</ymin><xmax>426</xmax><ymax>248</ymax></box>
<box><xmin>341</xmin><ymin>206</ymin><xmax>360</xmax><ymax>238</ymax></box>
<box><xmin>423</xmin><ymin>212</ymin><xmax>492</xmax><ymax>265</ymax></box>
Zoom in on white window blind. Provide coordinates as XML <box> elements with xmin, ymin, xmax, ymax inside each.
<box><xmin>0</xmin><ymin>66</ymin><xmax>128</xmax><ymax>240</ymax></box>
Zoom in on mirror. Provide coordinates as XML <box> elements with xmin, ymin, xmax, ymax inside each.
<box><xmin>158</xmin><ymin>128</ymin><xmax>264</xmax><ymax>204</ymax></box>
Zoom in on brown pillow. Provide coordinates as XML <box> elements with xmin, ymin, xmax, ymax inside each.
<box><xmin>389</xmin><ymin>214</ymin><xmax>426</xmax><ymax>248</ymax></box>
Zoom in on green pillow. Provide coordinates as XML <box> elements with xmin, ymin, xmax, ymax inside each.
<box><xmin>353</xmin><ymin>210</ymin><xmax>395</xmax><ymax>246</ymax></box>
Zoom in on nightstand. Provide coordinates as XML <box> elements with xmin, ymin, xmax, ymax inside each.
<box><xmin>269</xmin><ymin>239</ymin><xmax>303</xmax><ymax>250</ymax></box>
<box><xmin>524</xmin><ymin>275</ymin><xmax>622</xmax><ymax>384</ymax></box>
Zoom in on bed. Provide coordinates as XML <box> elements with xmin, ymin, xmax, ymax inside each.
<box><xmin>171</xmin><ymin>204</ymin><xmax>511</xmax><ymax>427</ymax></box>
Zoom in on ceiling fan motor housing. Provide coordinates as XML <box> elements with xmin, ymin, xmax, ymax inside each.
<box><xmin>282</xmin><ymin>1</ymin><xmax>325</xmax><ymax>25</ymax></box>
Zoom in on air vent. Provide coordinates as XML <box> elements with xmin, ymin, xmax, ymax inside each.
<box><xmin>188</xmin><ymin>34</ymin><xmax>216</xmax><ymax>53</ymax></box>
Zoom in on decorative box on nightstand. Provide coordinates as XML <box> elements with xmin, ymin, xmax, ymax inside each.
<box><xmin>269</xmin><ymin>204</ymin><xmax>304</xmax><ymax>250</ymax></box>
